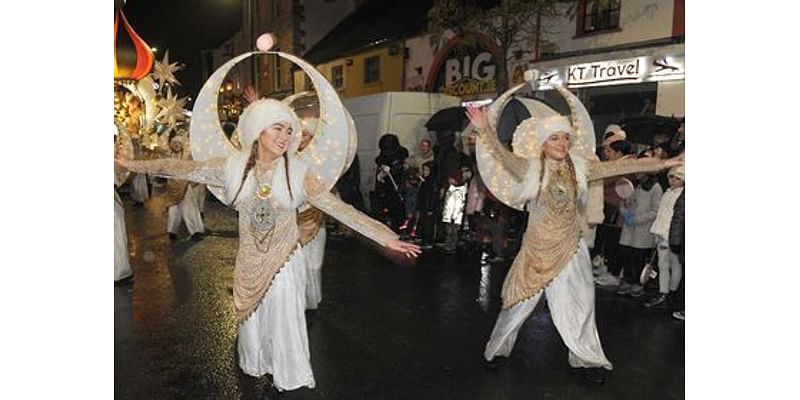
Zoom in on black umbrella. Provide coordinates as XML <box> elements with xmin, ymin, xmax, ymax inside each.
<box><xmin>496</xmin><ymin>98</ymin><xmax>532</xmax><ymax>143</ymax></box>
<box><xmin>425</xmin><ymin>106</ymin><xmax>468</xmax><ymax>133</ymax></box>
<box><xmin>617</xmin><ymin>115</ymin><xmax>680</xmax><ymax>145</ymax></box>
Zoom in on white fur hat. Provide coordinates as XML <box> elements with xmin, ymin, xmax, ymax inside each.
<box><xmin>602</xmin><ymin>124</ymin><xmax>627</xmax><ymax>146</ymax></box>
<box><xmin>534</xmin><ymin>115</ymin><xmax>573</xmax><ymax>146</ymax></box>
<box><xmin>301</xmin><ymin>117</ymin><xmax>319</xmax><ymax>135</ymax></box>
<box><xmin>669</xmin><ymin>165</ymin><xmax>685</xmax><ymax>181</ymax></box>
<box><xmin>238</xmin><ymin>98</ymin><xmax>302</xmax><ymax>155</ymax></box>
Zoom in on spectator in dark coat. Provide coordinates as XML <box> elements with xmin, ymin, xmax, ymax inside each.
<box><xmin>374</xmin><ymin>134</ymin><xmax>409</xmax><ymax>230</ymax></box>
<box><xmin>416</xmin><ymin>161</ymin><xmax>438</xmax><ymax>249</ymax></box>
<box><xmin>433</xmin><ymin>131</ymin><xmax>463</xmax><ymax>197</ymax></box>
<box><xmin>336</xmin><ymin>154</ymin><xmax>365</xmax><ymax>212</ymax></box>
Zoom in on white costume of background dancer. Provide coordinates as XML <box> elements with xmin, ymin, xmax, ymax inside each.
<box><xmin>296</xmin><ymin>117</ymin><xmax>326</xmax><ymax>310</ymax></box>
<box><xmin>114</xmin><ymin>133</ymin><xmax>133</xmax><ymax>281</ymax></box>
<box><xmin>117</xmin><ymin>44</ymin><xmax>419</xmax><ymax>393</ymax></box>
<box><xmin>130</xmin><ymin>172</ymin><xmax>150</xmax><ymax>204</ymax></box>
<box><xmin>164</xmin><ymin>135</ymin><xmax>205</xmax><ymax>238</ymax></box>
<box><xmin>471</xmin><ymin>75</ymin><xmax>683</xmax><ymax>374</ymax></box>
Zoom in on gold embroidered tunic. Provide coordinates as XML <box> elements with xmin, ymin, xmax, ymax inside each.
<box><xmin>478</xmin><ymin>128</ymin><xmax>669</xmax><ymax>309</ymax></box>
<box><xmin>122</xmin><ymin>157</ymin><xmax>398</xmax><ymax>321</ymax></box>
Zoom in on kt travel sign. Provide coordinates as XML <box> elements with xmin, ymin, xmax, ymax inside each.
<box><xmin>537</xmin><ymin>54</ymin><xmax>684</xmax><ymax>89</ymax></box>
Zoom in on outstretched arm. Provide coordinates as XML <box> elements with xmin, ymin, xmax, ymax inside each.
<box><xmin>466</xmin><ymin>106</ymin><xmax>530</xmax><ymax>181</ymax></box>
<box><xmin>303</xmin><ymin>173</ymin><xmax>420</xmax><ymax>258</ymax></box>
<box><xmin>587</xmin><ymin>154</ymin><xmax>683</xmax><ymax>182</ymax></box>
<box><xmin>115</xmin><ymin>157</ymin><xmax>227</xmax><ymax>188</ymax></box>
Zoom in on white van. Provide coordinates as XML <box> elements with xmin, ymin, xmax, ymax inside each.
<box><xmin>343</xmin><ymin>92</ymin><xmax>461</xmax><ymax>210</ymax></box>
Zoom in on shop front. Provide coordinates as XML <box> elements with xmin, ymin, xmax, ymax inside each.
<box><xmin>531</xmin><ymin>43</ymin><xmax>685</xmax><ymax>143</ymax></box>
<box><xmin>425</xmin><ymin>32</ymin><xmax>502</xmax><ymax>102</ymax></box>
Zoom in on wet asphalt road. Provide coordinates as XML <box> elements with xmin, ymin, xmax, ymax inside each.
<box><xmin>115</xmin><ymin>190</ymin><xmax>684</xmax><ymax>400</ymax></box>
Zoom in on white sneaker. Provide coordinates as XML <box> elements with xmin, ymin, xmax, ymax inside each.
<box><xmin>593</xmin><ymin>264</ymin><xmax>606</xmax><ymax>277</ymax></box>
<box><xmin>615</xmin><ymin>281</ymin><xmax>633</xmax><ymax>294</ymax></box>
<box><xmin>595</xmin><ymin>272</ymin><xmax>620</xmax><ymax>286</ymax></box>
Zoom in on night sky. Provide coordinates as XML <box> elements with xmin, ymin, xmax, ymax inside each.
<box><xmin>118</xmin><ymin>0</ymin><xmax>243</xmax><ymax>104</ymax></box>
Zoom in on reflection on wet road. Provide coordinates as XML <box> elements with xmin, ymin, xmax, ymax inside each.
<box><xmin>115</xmin><ymin>196</ymin><xmax>684</xmax><ymax>399</ymax></box>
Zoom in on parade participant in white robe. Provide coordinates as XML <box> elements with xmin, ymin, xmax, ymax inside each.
<box><xmin>193</xmin><ymin>183</ymin><xmax>207</xmax><ymax>215</ymax></box>
<box><xmin>130</xmin><ymin>172</ymin><xmax>149</xmax><ymax>206</ymax></box>
<box><xmin>295</xmin><ymin>117</ymin><xmax>327</xmax><ymax>310</ymax></box>
<box><xmin>163</xmin><ymin>136</ymin><xmax>205</xmax><ymax>240</ymax></box>
<box><xmin>117</xmin><ymin>98</ymin><xmax>420</xmax><ymax>392</ymax></box>
<box><xmin>114</xmin><ymin>134</ymin><xmax>133</xmax><ymax>282</ymax></box>
<box><xmin>469</xmin><ymin>76</ymin><xmax>683</xmax><ymax>384</ymax></box>
<box><xmin>114</xmin><ymin>189</ymin><xmax>133</xmax><ymax>281</ymax></box>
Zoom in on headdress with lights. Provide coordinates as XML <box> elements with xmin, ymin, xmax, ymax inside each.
<box><xmin>475</xmin><ymin>69</ymin><xmax>598</xmax><ymax>210</ymax></box>
<box><xmin>189</xmin><ymin>34</ymin><xmax>358</xmax><ymax>206</ymax></box>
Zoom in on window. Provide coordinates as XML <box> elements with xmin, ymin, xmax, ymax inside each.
<box><xmin>274</xmin><ymin>52</ymin><xmax>282</xmax><ymax>90</ymax></box>
<box><xmin>332</xmin><ymin>65</ymin><xmax>344</xmax><ymax>89</ymax></box>
<box><xmin>364</xmin><ymin>56</ymin><xmax>380</xmax><ymax>84</ymax></box>
<box><xmin>579</xmin><ymin>0</ymin><xmax>621</xmax><ymax>35</ymax></box>
<box><xmin>272</xmin><ymin>1</ymin><xmax>280</xmax><ymax>18</ymax></box>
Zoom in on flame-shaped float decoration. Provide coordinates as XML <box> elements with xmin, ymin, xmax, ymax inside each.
<box><xmin>114</xmin><ymin>10</ymin><xmax>154</xmax><ymax>82</ymax></box>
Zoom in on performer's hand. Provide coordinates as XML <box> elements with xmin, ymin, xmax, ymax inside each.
<box><xmin>664</xmin><ymin>152</ymin><xmax>684</xmax><ymax>168</ymax></box>
<box><xmin>387</xmin><ymin>239</ymin><xmax>421</xmax><ymax>259</ymax></box>
<box><xmin>243</xmin><ymin>85</ymin><xmax>260</xmax><ymax>104</ymax></box>
<box><xmin>465</xmin><ymin>105</ymin><xmax>488</xmax><ymax>130</ymax></box>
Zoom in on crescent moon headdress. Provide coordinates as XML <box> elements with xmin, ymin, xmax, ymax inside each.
<box><xmin>475</xmin><ymin>70</ymin><xmax>598</xmax><ymax>210</ymax></box>
<box><xmin>189</xmin><ymin>36</ymin><xmax>356</xmax><ymax>204</ymax></box>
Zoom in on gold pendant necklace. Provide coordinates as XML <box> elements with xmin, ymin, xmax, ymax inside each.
<box><xmin>250</xmin><ymin>162</ymin><xmax>276</xmax><ymax>245</ymax></box>
<box><xmin>255</xmin><ymin>162</ymin><xmax>273</xmax><ymax>199</ymax></box>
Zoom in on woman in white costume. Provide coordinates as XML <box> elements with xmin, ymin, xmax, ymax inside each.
<box><xmin>469</xmin><ymin>72</ymin><xmax>682</xmax><ymax>384</ymax></box>
<box><xmin>295</xmin><ymin>117</ymin><xmax>327</xmax><ymax>310</ymax></box>
<box><xmin>114</xmin><ymin>132</ymin><xmax>133</xmax><ymax>282</ymax></box>
<box><xmin>117</xmin><ymin>42</ymin><xmax>420</xmax><ymax>392</ymax></box>
<box><xmin>129</xmin><ymin>172</ymin><xmax>150</xmax><ymax>207</ymax></box>
<box><xmin>163</xmin><ymin>135</ymin><xmax>206</xmax><ymax>240</ymax></box>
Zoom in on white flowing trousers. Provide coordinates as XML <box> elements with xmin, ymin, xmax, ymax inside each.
<box><xmin>167</xmin><ymin>189</ymin><xmax>205</xmax><ymax>236</ymax></box>
<box><xmin>484</xmin><ymin>240</ymin><xmax>613</xmax><ymax>370</ymax></box>
<box><xmin>130</xmin><ymin>173</ymin><xmax>149</xmax><ymax>203</ymax></box>
<box><xmin>304</xmin><ymin>227</ymin><xmax>326</xmax><ymax>310</ymax></box>
<box><xmin>238</xmin><ymin>249</ymin><xmax>316</xmax><ymax>391</ymax></box>
<box><xmin>114</xmin><ymin>190</ymin><xmax>133</xmax><ymax>281</ymax></box>
<box><xmin>657</xmin><ymin>240</ymin><xmax>682</xmax><ymax>293</ymax></box>
<box><xmin>192</xmin><ymin>184</ymin><xmax>207</xmax><ymax>213</ymax></box>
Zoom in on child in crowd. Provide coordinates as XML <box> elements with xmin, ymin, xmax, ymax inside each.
<box><xmin>644</xmin><ymin>165</ymin><xmax>685</xmax><ymax>308</ymax></box>
<box><xmin>400</xmin><ymin>167</ymin><xmax>422</xmax><ymax>237</ymax></box>
<box><xmin>416</xmin><ymin>162</ymin><xmax>438</xmax><ymax>250</ymax></box>
<box><xmin>440</xmin><ymin>170</ymin><xmax>467</xmax><ymax>254</ymax></box>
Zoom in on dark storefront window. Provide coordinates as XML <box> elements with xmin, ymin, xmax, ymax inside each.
<box><xmin>583</xmin><ymin>83</ymin><xmax>658</xmax><ymax>146</ymax></box>
<box><xmin>533</xmin><ymin>82</ymin><xmax>657</xmax><ymax>145</ymax></box>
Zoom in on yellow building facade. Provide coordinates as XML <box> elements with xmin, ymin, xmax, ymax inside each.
<box><xmin>293</xmin><ymin>45</ymin><xmax>405</xmax><ymax>98</ymax></box>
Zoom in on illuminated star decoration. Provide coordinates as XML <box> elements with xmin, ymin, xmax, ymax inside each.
<box><xmin>155</xmin><ymin>86</ymin><xmax>188</xmax><ymax>127</ymax></box>
<box><xmin>151</xmin><ymin>49</ymin><xmax>183</xmax><ymax>88</ymax></box>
